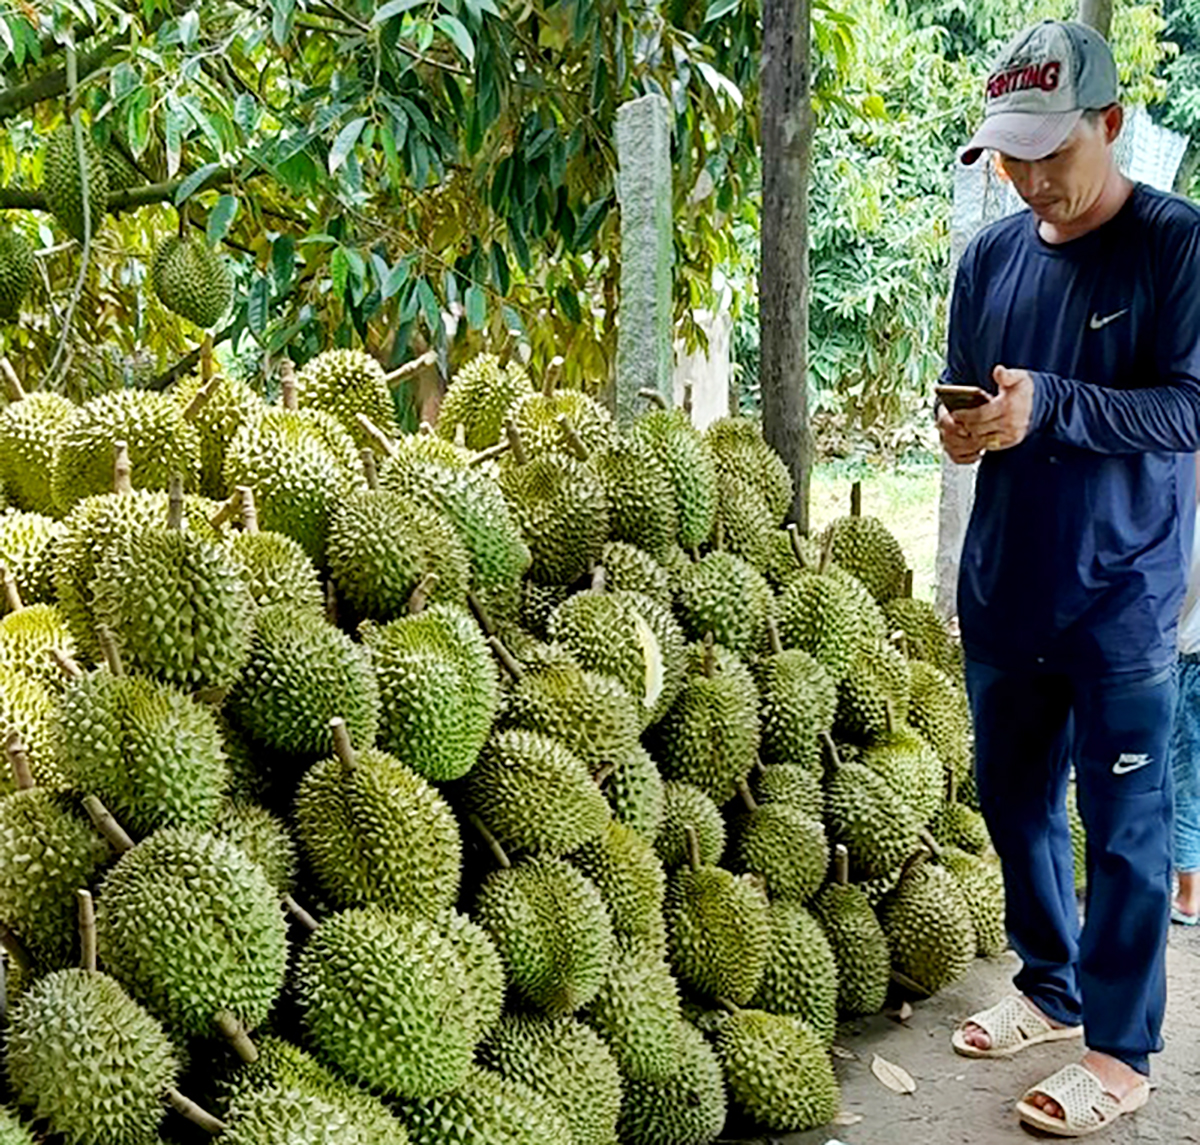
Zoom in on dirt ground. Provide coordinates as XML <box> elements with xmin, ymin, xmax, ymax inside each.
<box><xmin>729</xmin><ymin>921</ymin><xmax>1200</xmax><ymax>1145</ymax></box>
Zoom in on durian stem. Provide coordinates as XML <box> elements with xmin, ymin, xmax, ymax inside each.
<box><xmin>889</xmin><ymin>629</ymin><xmax>911</xmax><ymax>660</ymax></box>
<box><xmin>283</xmin><ymin>894</ymin><xmax>320</xmax><ymax>932</ymax></box>
<box><xmin>471</xmin><ymin>441</ymin><xmax>511</xmax><ymax>466</ymax></box>
<box><xmin>466</xmin><ymin>592</ymin><xmax>495</xmax><ymax>637</ymax></box>
<box><xmin>541</xmin><ymin>370</ymin><xmax>555</xmax><ymax>399</ymax></box>
<box><xmin>166</xmin><ymin>1088</ymin><xmax>228</xmax><ymax>1135</ymax></box>
<box><xmin>407</xmin><ymin>573</ymin><xmax>438</xmax><ymax>615</ymax></box>
<box><xmin>918</xmin><ymin>827</ymin><xmax>943</xmax><ymax>859</ymax></box>
<box><xmin>593</xmin><ymin>761</ymin><xmax>617</xmax><ymax>788</ymax></box>
<box><xmin>684</xmin><ymin>824</ymin><xmax>702</xmax><ymax>872</ymax></box>
<box><xmin>504</xmin><ymin>419</ymin><xmax>529</xmax><ymax>467</ymax></box>
<box><xmin>356</xmin><ymin>413</ymin><xmax>398</xmax><ymax>459</ymax></box>
<box><xmin>900</xmin><ymin>847</ymin><xmax>930</xmax><ymax>880</ymax></box>
<box><xmin>181</xmin><ymin>375</ymin><xmax>218</xmax><ymax>422</ymax></box>
<box><xmin>50</xmin><ymin>648</ymin><xmax>85</xmax><ymax>680</ymax></box>
<box><xmin>903</xmin><ymin>568</ymin><xmax>914</xmax><ymax>599</ymax></box>
<box><xmin>280</xmin><ymin>360</ymin><xmax>297</xmax><ymax>411</ymax></box>
<box><xmin>701</xmin><ymin>631</ymin><xmax>715</xmax><ymax>679</ymax></box>
<box><xmin>382</xmin><ymin>350</ymin><xmax>437</xmax><ymax>388</ymax></box>
<box><xmin>0</xmin><ymin>921</ymin><xmax>33</xmax><ymax>975</ymax></box>
<box><xmin>765</xmin><ymin>614</ymin><xmax>783</xmax><ymax>657</ymax></box>
<box><xmin>882</xmin><ymin>698</ymin><xmax>896</xmax><ymax>735</ymax></box>
<box><xmin>112</xmin><ymin>440</ymin><xmax>132</xmax><ymax>494</ymax></box>
<box><xmin>469</xmin><ymin>814</ymin><xmax>512</xmax><ymax>870</ymax></box>
<box><xmin>208</xmin><ymin>492</ymin><xmax>241</xmax><ymax>531</ymax></box>
<box><xmin>637</xmin><ymin>387</ymin><xmax>668</xmax><ymax>409</ymax></box>
<box><xmin>95</xmin><ymin>624</ymin><xmax>124</xmax><ymax>676</ymax></box>
<box><xmin>454</xmin><ymin>421</ymin><xmax>467</xmax><ymax>448</ymax></box>
<box><xmin>817</xmin><ymin>528</ymin><xmax>835</xmax><ymax>575</ymax></box>
<box><xmin>360</xmin><ymin>448</ymin><xmax>380</xmax><ymax>491</ymax></box>
<box><xmin>83</xmin><ymin>795</ymin><xmax>135</xmax><ymax>854</ymax></box>
<box><xmin>487</xmin><ymin>636</ymin><xmax>524</xmax><ymax>682</ymax></box>
<box><xmin>556</xmin><ymin>414</ymin><xmax>589</xmax><ymax>462</ymax></box>
<box><xmin>834</xmin><ymin>843</ymin><xmax>850</xmax><ymax>887</ymax></box>
<box><xmin>215</xmin><ymin>1010</ymin><xmax>259</xmax><ymax>1063</ymax></box>
<box><xmin>77</xmin><ymin>889</ymin><xmax>96</xmax><ymax>972</ymax></box>
<box><xmin>590</xmin><ymin>564</ymin><xmax>607</xmax><ymax>594</ymax></box>
<box><xmin>324</xmin><ymin>580</ymin><xmax>339</xmax><ymax>627</ymax></box>
<box><xmin>736</xmin><ymin>777</ymin><xmax>759</xmax><ymax>813</ymax></box>
<box><xmin>237</xmin><ymin>486</ymin><xmax>259</xmax><ymax>534</ymax></box>
<box><xmin>418</xmin><ymin>420</ymin><xmax>435</xmax><ymax>436</ymax></box>
<box><xmin>0</xmin><ymin>358</ymin><xmax>25</xmax><ymax>401</ymax></box>
<box><xmin>177</xmin><ymin>202</ymin><xmax>189</xmax><ymax>241</ymax></box>
<box><xmin>200</xmin><ymin>334</ymin><xmax>215</xmax><ymax>384</ymax></box>
<box><xmin>715</xmin><ymin>996</ymin><xmax>740</xmax><ymax>1015</ymax></box>
<box><xmin>1</xmin><ymin>565</ymin><xmax>23</xmax><ymax>613</ymax></box>
<box><xmin>329</xmin><ymin>718</ymin><xmax>356</xmax><ymax>772</ymax></box>
<box><xmin>713</xmin><ymin>516</ymin><xmax>725</xmax><ymax>552</ymax></box>
<box><xmin>787</xmin><ymin>522</ymin><xmax>807</xmax><ymax>569</ymax></box>
<box><xmin>683</xmin><ymin>381</ymin><xmax>694</xmax><ymax>418</ymax></box>
<box><xmin>167</xmin><ymin>475</ymin><xmax>185</xmax><ymax>530</ymax></box>
<box><xmin>819</xmin><ymin>731</ymin><xmax>843</xmax><ymax>773</ymax></box>
<box><xmin>5</xmin><ymin>733</ymin><xmax>34</xmax><ymax>791</ymax></box>
<box><xmin>890</xmin><ymin>969</ymin><xmax>929</xmax><ymax>997</ymax></box>
<box><xmin>850</xmin><ymin>481</ymin><xmax>862</xmax><ymax>518</ymax></box>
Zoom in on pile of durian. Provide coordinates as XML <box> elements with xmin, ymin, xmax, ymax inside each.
<box><xmin>0</xmin><ymin>346</ymin><xmax>1003</xmax><ymax>1145</ymax></box>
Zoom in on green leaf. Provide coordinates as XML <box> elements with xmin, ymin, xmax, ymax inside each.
<box><xmin>178</xmin><ymin>9</ymin><xmax>199</xmax><ymax>47</ymax></box>
<box><xmin>331</xmin><ymin>248</ymin><xmax>350</xmax><ymax>296</ymax></box>
<box><xmin>490</xmin><ymin>241</ymin><xmax>510</xmax><ymax>295</ymax></box>
<box><xmin>371</xmin><ymin>0</ymin><xmax>425</xmax><ymax>25</ymax></box>
<box><xmin>416</xmin><ymin>277</ymin><xmax>440</xmax><ymax>332</ymax></box>
<box><xmin>382</xmin><ymin>259</ymin><xmax>410</xmax><ymax>301</ymax></box>
<box><xmin>704</xmin><ymin>0</ymin><xmax>739</xmax><ymax>20</ymax></box>
<box><xmin>272</xmin><ymin>235</ymin><xmax>295</xmax><ymax>294</ymax></box>
<box><xmin>271</xmin><ymin>0</ymin><xmax>294</xmax><ymax>45</ymax></box>
<box><xmin>206</xmin><ymin>195</ymin><xmax>238</xmax><ymax>245</ymax></box>
<box><xmin>556</xmin><ymin>285</ymin><xmax>582</xmax><ymax>325</ymax></box>
<box><xmin>465</xmin><ymin>284</ymin><xmax>486</xmax><ymax>330</ymax></box>
<box><xmin>174</xmin><ymin>162</ymin><xmax>223</xmax><ymax>206</ymax></box>
<box><xmin>247</xmin><ymin>275</ymin><xmax>270</xmax><ymax>337</ymax></box>
<box><xmin>434</xmin><ymin>14</ymin><xmax>474</xmax><ymax>63</ymax></box>
<box><xmin>573</xmin><ymin>198</ymin><xmax>609</xmax><ymax>251</ymax></box>
<box><xmin>329</xmin><ymin>117</ymin><xmax>367</xmax><ymax>175</ymax></box>
<box><xmin>234</xmin><ymin>93</ymin><xmax>259</xmax><ymax>133</ymax></box>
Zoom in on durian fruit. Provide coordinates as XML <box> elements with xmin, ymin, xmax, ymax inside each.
<box><xmin>90</xmin><ymin>514</ymin><xmax>255</xmax><ymax>692</ymax></box>
<box><xmin>583</xmin><ymin>938</ymin><xmax>683</xmax><ymax>1083</ymax></box>
<box><xmin>328</xmin><ymin>489</ymin><xmax>470</xmax><ymax>620</ymax></box>
<box><xmin>603</xmin><ymin>742</ymin><xmax>665</xmax><ymax>840</ymax></box>
<box><xmin>100</xmin><ymin>137</ymin><xmax>144</xmax><ymax>190</ymax></box>
<box><xmin>593</xmin><ymin>437</ymin><xmax>679</xmax><ymax>561</ymax></box>
<box><xmin>646</xmin><ymin>639</ymin><xmax>760</xmax><ymax>805</ymax></box>
<box><xmin>225</xmin><ymin>528</ymin><xmax>324</xmax><ymax>615</ymax></box>
<box><xmin>223</xmin><ymin>1086</ymin><xmax>407</xmax><ymax>1145</ymax></box>
<box><xmin>704</xmin><ymin>416</ymin><xmax>794</xmax><ymax>524</ymax></box>
<box><xmin>618</xmin><ymin>1018</ymin><xmax>727</xmax><ymax>1145</ymax></box>
<box><xmin>500</xmin><ymin>452</ymin><xmax>608</xmax><ymax>586</ymax></box>
<box><xmin>5</xmin><ymin>969</ymin><xmax>179</xmax><ymax>1145</ymax></box>
<box><xmin>712</xmin><ymin>469</ymin><xmax>779</xmax><ymax>570</ymax></box>
<box><xmin>1067</xmin><ymin>782</ymin><xmax>1087</xmax><ymax>894</ymax></box>
<box><xmin>834</xmin><ymin>640</ymin><xmax>912</xmax><ymax>744</ymax></box>
<box><xmin>664</xmin><ymin>834</ymin><xmax>770</xmax><ymax>1004</ymax></box>
<box><xmin>753</xmin><ymin>763</ymin><xmax>825</xmax><ymax>820</ymax></box>
<box><xmin>478</xmin><ymin>1015</ymin><xmax>623</xmax><ymax>1145</ymax></box>
<box><xmin>752</xmin><ymin>901</ymin><xmax>839</xmax><ymax>1044</ymax></box>
<box><xmin>51</xmin><ymin>389</ymin><xmax>201</xmax><ymax>513</ymax></box>
<box><xmin>821</xmin><ymin>486</ymin><xmax>907</xmax><ymax>603</ymax></box>
<box><xmin>43</xmin><ymin>122</ymin><xmax>109</xmax><ymax>243</ymax></box>
<box><xmin>294</xmin><ymin>728</ymin><xmax>461</xmax><ymax>917</ymax></box>
<box><xmin>940</xmin><ymin>845</ymin><xmax>1006</xmax><ymax>958</ymax></box>
<box><xmin>468</xmin><ymin>728</ymin><xmax>610</xmax><ymax>856</ymax></box>
<box><xmin>54</xmin><ymin>668</ymin><xmax>229</xmax><ymax>836</ymax></box>
<box><xmin>396</xmin><ymin>1065</ymin><xmax>575</xmax><ymax>1145</ymax></box>
<box><xmin>507</xmin><ymin>387</ymin><xmax>614</xmax><ymax>460</ymax></box>
<box><xmin>930</xmin><ymin>778</ymin><xmax>990</xmax><ymax>855</ymax></box>
<box><xmin>381</xmin><ymin>429</ymin><xmax>474</xmax><ymax>480</ymax></box>
<box><xmin>809</xmin><ymin>846</ymin><xmax>891</xmax><ymax>1016</ymax></box>
<box><xmin>753</xmin><ymin>641</ymin><xmax>837</xmax><ymax>769</ymax></box>
<box><xmin>0</xmin><ymin>666</ymin><xmax>60</xmax><ymax>792</ymax></box>
<box><xmin>474</xmin><ymin>854</ymin><xmax>614</xmax><ymax>1015</ymax></box>
<box><xmin>674</xmin><ymin>550</ymin><xmax>772</xmax><ymax>657</ymax></box>
<box><xmin>860</xmin><ymin>725</ymin><xmax>944</xmax><ymax>825</ymax></box>
<box><xmin>631</xmin><ymin>407</ymin><xmax>719</xmax><ymax>550</ymax></box>
<box><xmin>597</xmin><ymin>540</ymin><xmax>671</xmax><ymax>606</ymax></box>
<box><xmin>571</xmin><ymin>819</ymin><xmax>668</xmax><ymax>951</ymax></box>
<box><xmin>883</xmin><ymin>594</ymin><xmax>959</xmax><ymax>677</ymax></box>
<box><xmin>499</xmin><ymin>650</ymin><xmax>641</xmax><ymax>774</ymax></box>
<box><xmin>150</xmin><ymin>235</ymin><xmax>233</xmax><ymax>328</ymax></box>
<box><xmin>172</xmin><ymin>371</ymin><xmax>261</xmax><ymax>499</ymax></box>
<box><xmin>907</xmin><ymin>659</ymin><xmax>973</xmax><ymax>783</ymax></box>
<box><xmin>0</xmin><ymin>1107</ymin><xmax>35</xmax><ymax>1145</ymax></box>
<box><xmin>210</xmin><ymin>800</ymin><xmax>297</xmax><ymax>895</ymax></box>
<box><xmin>715</xmin><ymin>1008</ymin><xmax>840</xmax><ymax>1132</ymax></box>
<box><xmin>225</xmin><ymin>604</ymin><xmax>379</xmax><ymax>758</ymax></box>
<box><xmin>777</xmin><ymin>567</ymin><xmax>865</xmax><ymax>683</ymax></box>
<box><xmin>363</xmin><ymin>604</ymin><xmax>498</xmax><ymax>781</ymax></box>
<box><xmin>440</xmin><ymin>908</ymin><xmax>507</xmax><ymax>1037</ymax></box>
<box><xmin>879</xmin><ymin>854</ymin><xmax>976</xmax><ymax>995</ymax></box>
<box><xmin>0</xmin><ymin>510</ymin><xmax>66</xmax><ymax>610</ymax></box>
<box><xmin>0</xmin><ymin>602</ymin><xmax>76</xmax><ymax>686</ymax></box>
<box><xmin>0</xmin><ymin>392</ymin><xmax>76</xmax><ymax>514</ymax></box>
<box><xmin>0</xmin><ymin>781</ymin><xmax>112</xmax><ymax>970</ymax></box>
<box><xmin>294</xmin><ymin>907</ymin><xmax>483</xmax><ymax>1099</ymax></box>
<box><xmin>517</xmin><ymin>581</ymin><xmax>571</xmax><ymax>640</ymax></box>
<box><xmin>295</xmin><ymin>348</ymin><xmax>398</xmax><ymax>451</ymax></box>
<box><xmin>731</xmin><ymin>796</ymin><xmax>830</xmax><ymax>904</ymax></box>
<box><xmin>95</xmin><ymin>828</ymin><xmax>289</xmax><ymax>1036</ymax></box>
<box><xmin>437</xmin><ymin>353</ymin><xmax>534</xmax><ymax>450</ymax></box>
<box><xmin>655</xmin><ymin>780</ymin><xmax>726</xmax><ymax>870</ymax></box>
<box><xmin>0</xmin><ymin>229</ymin><xmax>34</xmax><ymax>321</ymax></box>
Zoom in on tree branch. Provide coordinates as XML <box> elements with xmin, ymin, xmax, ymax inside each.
<box><xmin>0</xmin><ymin>168</ymin><xmax>234</xmax><ymax>215</ymax></box>
<box><xmin>0</xmin><ymin>34</ymin><xmax>127</xmax><ymax>123</ymax></box>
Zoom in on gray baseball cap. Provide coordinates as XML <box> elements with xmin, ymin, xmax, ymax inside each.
<box><xmin>960</xmin><ymin>20</ymin><xmax>1119</xmax><ymax>165</ymax></box>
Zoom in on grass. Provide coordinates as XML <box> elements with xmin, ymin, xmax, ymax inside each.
<box><xmin>809</xmin><ymin>456</ymin><xmax>942</xmax><ymax>603</ymax></box>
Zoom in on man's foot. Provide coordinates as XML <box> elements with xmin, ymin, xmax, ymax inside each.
<box><xmin>1022</xmin><ymin>1051</ymin><xmax>1148</xmax><ymax>1126</ymax></box>
<box><xmin>958</xmin><ymin>995</ymin><xmax>1069</xmax><ymax>1052</ymax></box>
<box><xmin>1174</xmin><ymin>870</ymin><xmax>1200</xmax><ymax>920</ymax></box>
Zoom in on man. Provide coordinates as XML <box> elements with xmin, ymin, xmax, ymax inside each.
<box><xmin>939</xmin><ymin>18</ymin><xmax>1200</xmax><ymax>1138</ymax></box>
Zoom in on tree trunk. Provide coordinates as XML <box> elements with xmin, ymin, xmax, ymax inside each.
<box><xmin>1175</xmin><ymin>137</ymin><xmax>1200</xmax><ymax>196</ymax></box>
<box><xmin>1076</xmin><ymin>0</ymin><xmax>1114</xmax><ymax>37</ymax></box>
<box><xmin>759</xmin><ymin>0</ymin><xmax>814</xmax><ymax>533</ymax></box>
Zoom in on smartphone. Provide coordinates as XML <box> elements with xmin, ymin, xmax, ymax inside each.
<box><xmin>935</xmin><ymin>384</ymin><xmax>991</xmax><ymax>412</ymax></box>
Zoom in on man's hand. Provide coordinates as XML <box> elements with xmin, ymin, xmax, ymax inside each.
<box><xmin>954</xmin><ymin>365</ymin><xmax>1035</xmax><ymax>451</ymax></box>
<box><xmin>938</xmin><ymin>404</ymin><xmax>987</xmax><ymax>465</ymax></box>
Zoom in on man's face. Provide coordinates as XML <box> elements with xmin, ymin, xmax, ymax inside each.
<box><xmin>997</xmin><ymin>110</ymin><xmax>1119</xmax><ymax>227</ymax></box>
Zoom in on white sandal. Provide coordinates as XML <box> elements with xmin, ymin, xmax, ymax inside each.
<box><xmin>1016</xmin><ymin>1063</ymin><xmax>1151</xmax><ymax>1137</ymax></box>
<box><xmin>950</xmin><ymin>995</ymin><xmax>1082</xmax><ymax>1059</ymax></box>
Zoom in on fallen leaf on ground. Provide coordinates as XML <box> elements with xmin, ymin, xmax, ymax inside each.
<box><xmin>870</xmin><ymin>1052</ymin><xmax>917</xmax><ymax>1095</ymax></box>
<box><xmin>830</xmin><ymin>1044</ymin><xmax>858</xmax><ymax>1060</ymax></box>
<box><xmin>832</xmin><ymin>1110</ymin><xmax>865</xmax><ymax>1126</ymax></box>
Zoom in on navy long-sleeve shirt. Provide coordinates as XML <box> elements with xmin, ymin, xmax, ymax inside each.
<box><xmin>943</xmin><ymin>183</ymin><xmax>1200</xmax><ymax>675</ymax></box>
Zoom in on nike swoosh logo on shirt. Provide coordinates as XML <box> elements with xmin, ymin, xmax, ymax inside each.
<box><xmin>1112</xmin><ymin>752</ymin><xmax>1152</xmax><ymax>775</ymax></box>
<box><xmin>1089</xmin><ymin>308</ymin><xmax>1129</xmax><ymax>330</ymax></box>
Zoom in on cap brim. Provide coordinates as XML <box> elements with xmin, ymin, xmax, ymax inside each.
<box><xmin>959</xmin><ymin>108</ymin><xmax>1083</xmax><ymax>165</ymax></box>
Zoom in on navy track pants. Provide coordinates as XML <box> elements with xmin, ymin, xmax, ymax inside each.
<box><xmin>964</xmin><ymin>659</ymin><xmax>1176</xmax><ymax>1076</ymax></box>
